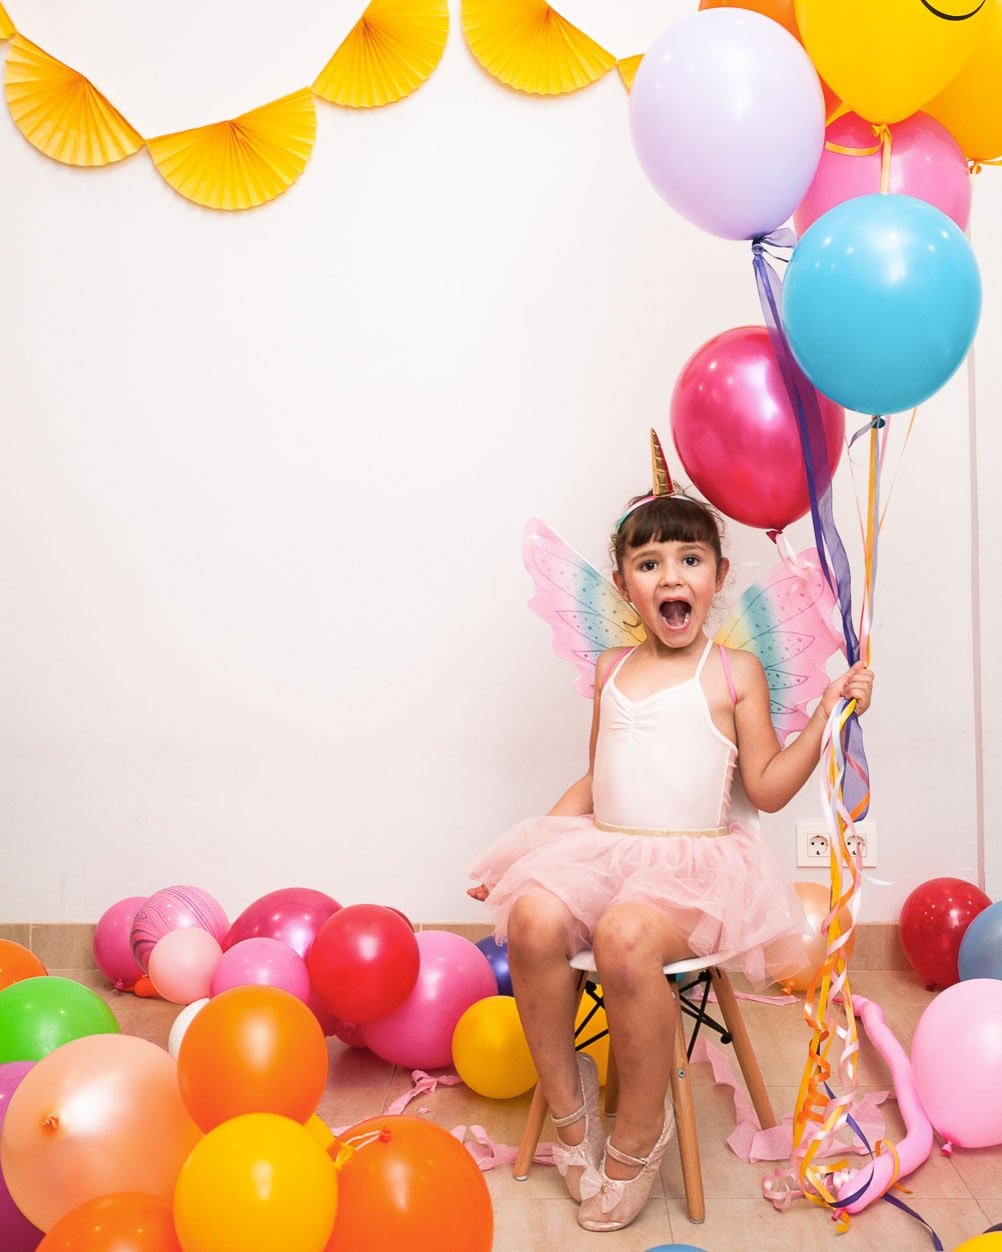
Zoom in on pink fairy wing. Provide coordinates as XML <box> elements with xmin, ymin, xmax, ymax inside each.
<box><xmin>714</xmin><ymin>547</ymin><xmax>844</xmax><ymax>743</ymax></box>
<box><xmin>523</xmin><ymin>518</ymin><xmax>644</xmax><ymax>698</ymax></box>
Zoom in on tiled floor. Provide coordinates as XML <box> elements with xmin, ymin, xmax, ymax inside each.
<box><xmin>67</xmin><ymin>967</ymin><xmax>1001</xmax><ymax>1251</ymax></box>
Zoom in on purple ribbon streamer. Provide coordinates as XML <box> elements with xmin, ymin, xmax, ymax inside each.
<box><xmin>751</xmin><ymin>233</ymin><xmax>869</xmax><ymax>820</ymax></box>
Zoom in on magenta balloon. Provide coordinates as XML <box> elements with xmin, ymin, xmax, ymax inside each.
<box><xmin>912</xmin><ymin>979</ymin><xmax>1002</xmax><ymax>1148</ymax></box>
<box><xmin>0</xmin><ymin>1063</ymin><xmax>42</xmax><ymax>1251</ymax></box>
<box><xmin>630</xmin><ymin>9</ymin><xmax>824</xmax><ymax>239</ymax></box>
<box><xmin>333</xmin><ymin>1019</ymin><xmax>367</xmax><ymax>1049</ymax></box>
<box><xmin>209</xmin><ymin>937</ymin><xmax>311</xmax><ymax>1003</ymax></box>
<box><xmin>92</xmin><ymin>896</ymin><xmax>146</xmax><ymax>991</ymax></box>
<box><xmin>795</xmin><ymin>112</ymin><xmax>971</xmax><ymax>236</ymax></box>
<box><xmin>361</xmin><ymin>931</ymin><xmax>497</xmax><ymax>1070</ymax></box>
<box><xmin>670</xmin><ymin>325</ymin><xmax>844</xmax><ymax>531</ymax></box>
<box><xmin>223</xmin><ymin>888</ymin><xmax>341</xmax><ymax>960</ymax></box>
<box><xmin>130</xmin><ymin>885</ymin><xmax>229</xmax><ymax>972</ymax></box>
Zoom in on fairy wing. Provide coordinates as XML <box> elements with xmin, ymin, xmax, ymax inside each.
<box><xmin>714</xmin><ymin>547</ymin><xmax>844</xmax><ymax>744</ymax></box>
<box><xmin>523</xmin><ymin>517</ymin><xmax>644</xmax><ymax>699</ymax></box>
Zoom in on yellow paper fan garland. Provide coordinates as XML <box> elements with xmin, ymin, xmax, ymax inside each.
<box><xmin>0</xmin><ymin>3</ymin><xmax>15</xmax><ymax>40</ymax></box>
<box><xmin>617</xmin><ymin>55</ymin><xmax>642</xmax><ymax>92</ymax></box>
<box><xmin>462</xmin><ymin>0</ymin><xmax>616</xmax><ymax>95</ymax></box>
<box><xmin>313</xmin><ymin>0</ymin><xmax>449</xmax><ymax>108</ymax></box>
<box><xmin>4</xmin><ymin>34</ymin><xmax>143</xmax><ymax>166</ymax></box>
<box><xmin>146</xmin><ymin>89</ymin><xmax>316</xmax><ymax>211</ymax></box>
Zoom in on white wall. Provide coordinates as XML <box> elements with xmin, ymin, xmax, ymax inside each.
<box><xmin>0</xmin><ymin>1</ymin><xmax>990</xmax><ymax>925</ymax></box>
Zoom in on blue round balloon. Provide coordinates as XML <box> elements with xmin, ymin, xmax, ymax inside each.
<box><xmin>782</xmin><ymin>193</ymin><xmax>981</xmax><ymax>415</ymax></box>
<box><xmin>475</xmin><ymin>934</ymin><xmax>512</xmax><ymax>996</ymax></box>
<box><xmin>958</xmin><ymin>900</ymin><xmax>1002</xmax><ymax>981</ymax></box>
<box><xmin>643</xmin><ymin>1245</ymin><xmax>708</xmax><ymax>1252</ymax></box>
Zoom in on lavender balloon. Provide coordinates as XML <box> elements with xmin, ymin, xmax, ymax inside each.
<box><xmin>630</xmin><ymin>8</ymin><xmax>825</xmax><ymax>240</ymax></box>
<box><xmin>223</xmin><ymin>888</ymin><xmax>341</xmax><ymax>960</ymax></box>
<box><xmin>130</xmin><ymin>885</ymin><xmax>228</xmax><ymax>973</ymax></box>
<box><xmin>0</xmin><ymin>1062</ymin><xmax>42</xmax><ymax>1251</ymax></box>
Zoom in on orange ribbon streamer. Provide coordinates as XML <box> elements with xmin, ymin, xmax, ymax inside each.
<box><xmin>825</xmin><ymin>123</ymin><xmax>893</xmax><ymax>194</ymax></box>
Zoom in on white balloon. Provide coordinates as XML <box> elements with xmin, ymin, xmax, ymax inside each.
<box><xmin>167</xmin><ymin>997</ymin><xmax>209</xmax><ymax>1059</ymax></box>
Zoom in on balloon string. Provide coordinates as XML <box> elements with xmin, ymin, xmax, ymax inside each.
<box><xmin>824</xmin><ymin>123</ymin><xmax>893</xmax><ymax>193</ymax></box>
<box><xmin>970</xmin><ymin>158</ymin><xmax>1002</xmax><ymax>175</ymax></box>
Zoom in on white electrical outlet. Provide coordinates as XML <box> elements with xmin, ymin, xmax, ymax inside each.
<box><xmin>796</xmin><ymin>820</ymin><xmax>877</xmax><ymax>867</ymax></box>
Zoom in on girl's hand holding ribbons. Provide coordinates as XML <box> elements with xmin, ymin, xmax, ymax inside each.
<box><xmin>820</xmin><ymin>661</ymin><xmax>874</xmax><ymax>719</ymax></box>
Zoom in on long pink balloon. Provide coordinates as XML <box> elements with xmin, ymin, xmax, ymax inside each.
<box><xmin>835</xmin><ymin>995</ymin><xmax>933</xmax><ymax>1214</ymax></box>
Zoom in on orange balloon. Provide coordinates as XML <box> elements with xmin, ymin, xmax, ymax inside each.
<box><xmin>781</xmin><ymin>880</ymin><xmax>857</xmax><ymax>993</ymax></box>
<box><xmin>0</xmin><ymin>1034</ymin><xmax>200</xmax><ymax>1232</ymax></box>
<box><xmin>177</xmin><ymin>984</ymin><xmax>328</xmax><ymax>1132</ymax></box>
<box><xmin>325</xmin><ymin>1116</ymin><xmax>492</xmax><ymax>1252</ymax></box>
<box><xmin>699</xmin><ymin>0</ymin><xmax>800</xmax><ymax>41</ymax></box>
<box><xmin>0</xmin><ymin>938</ymin><xmax>47</xmax><ymax>990</ymax></box>
<box><xmin>38</xmin><ymin>1192</ymin><xmax>182</xmax><ymax>1250</ymax></box>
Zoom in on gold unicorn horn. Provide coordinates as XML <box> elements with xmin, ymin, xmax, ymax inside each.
<box><xmin>650</xmin><ymin>428</ymin><xmax>676</xmax><ymax>497</ymax></box>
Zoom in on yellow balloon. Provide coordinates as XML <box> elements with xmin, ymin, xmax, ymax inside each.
<box><xmin>927</xmin><ymin>0</ymin><xmax>1002</xmax><ymax>159</ymax></box>
<box><xmin>305</xmin><ymin>1114</ymin><xmax>335</xmax><ymax>1150</ymax></box>
<box><xmin>954</xmin><ymin>1236</ymin><xmax>1002</xmax><ymax>1251</ymax></box>
<box><xmin>796</xmin><ymin>0</ymin><xmax>989</xmax><ymax>123</ymax></box>
<box><xmin>173</xmin><ymin>1113</ymin><xmax>338</xmax><ymax>1252</ymax></box>
<box><xmin>451</xmin><ymin>996</ymin><xmax>538</xmax><ymax>1099</ymax></box>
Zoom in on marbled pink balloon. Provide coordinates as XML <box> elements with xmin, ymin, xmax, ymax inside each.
<box><xmin>130</xmin><ymin>886</ymin><xmax>228</xmax><ymax>973</ymax></box>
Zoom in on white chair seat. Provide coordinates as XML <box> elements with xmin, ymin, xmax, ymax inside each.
<box><xmin>569</xmin><ymin>948</ymin><xmax>737</xmax><ymax>977</ymax></box>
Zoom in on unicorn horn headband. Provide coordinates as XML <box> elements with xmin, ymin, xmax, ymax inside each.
<box><xmin>615</xmin><ymin>429</ymin><xmax>697</xmax><ymax>529</ymax></box>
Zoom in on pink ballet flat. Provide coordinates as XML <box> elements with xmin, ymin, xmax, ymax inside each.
<box><xmin>577</xmin><ymin>1104</ymin><xmax>675</xmax><ymax>1232</ymax></box>
<box><xmin>550</xmin><ymin>1052</ymin><xmax>604</xmax><ymax>1203</ymax></box>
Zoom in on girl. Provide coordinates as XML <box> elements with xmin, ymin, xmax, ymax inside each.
<box><xmin>468</xmin><ymin>475</ymin><xmax>873</xmax><ymax>1233</ymax></box>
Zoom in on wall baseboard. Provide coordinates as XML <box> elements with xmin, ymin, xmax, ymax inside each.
<box><xmin>0</xmin><ymin>920</ymin><xmax>912</xmax><ymax>975</ymax></box>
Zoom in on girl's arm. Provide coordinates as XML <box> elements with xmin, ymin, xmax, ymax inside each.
<box><xmin>732</xmin><ymin>652</ymin><xmax>873</xmax><ymax>814</ymax></box>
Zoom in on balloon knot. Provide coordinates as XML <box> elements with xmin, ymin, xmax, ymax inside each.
<box><xmin>379</xmin><ymin>1128</ymin><xmax>392</xmax><ymax>1142</ymax></box>
<box><xmin>766</xmin><ymin>530</ymin><xmax>781</xmax><ymax>544</ymax></box>
<box><xmin>42</xmin><ymin>1113</ymin><xmax>59</xmax><ymax>1131</ymax></box>
<box><xmin>941</xmin><ymin>1141</ymin><xmax>954</xmax><ymax>1157</ymax></box>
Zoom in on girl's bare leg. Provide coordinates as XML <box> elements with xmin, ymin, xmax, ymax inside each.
<box><xmin>507</xmin><ymin>890</ymin><xmax>584</xmax><ymax>1139</ymax></box>
<box><xmin>593</xmin><ymin>902</ymin><xmax>691</xmax><ymax>1179</ymax></box>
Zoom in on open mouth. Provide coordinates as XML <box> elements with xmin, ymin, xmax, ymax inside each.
<box><xmin>659</xmin><ymin>599</ymin><xmax>692</xmax><ymax>631</ymax></box>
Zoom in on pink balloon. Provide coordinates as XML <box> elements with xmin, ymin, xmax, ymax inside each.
<box><xmin>93</xmin><ymin>896</ymin><xmax>146</xmax><ymax>991</ymax></box>
<box><xmin>670</xmin><ymin>325</ymin><xmax>844</xmax><ymax>532</ymax></box>
<box><xmin>912</xmin><ymin>979</ymin><xmax>1002</xmax><ymax>1149</ymax></box>
<box><xmin>0</xmin><ymin>1062</ymin><xmax>43</xmax><ymax>1251</ymax></box>
<box><xmin>148</xmin><ymin>927</ymin><xmax>222</xmax><ymax>1005</ymax></box>
<box><xmin>835</xmin><ymin>996</ymin><xmax>932</xmax><ymax>1212</ymax></box>
<box><xmin>630</xmin><ymin>9</ymin><xmax>824</xmax><ymax>239</ymax></box>
<box><xmin>130</xmin><ymin>886</ymin><xmax>229</xmax><ymax>973</ymax></box>
<box><xmin>361</xmin><ymin>931</ymin><xmax>496</xmax><ymax>1070</ymax></box>
<box><xmin>209</xmin><ymin>938</ymin><xmax>311</xmax><ymax>1003</ymax></box>
<box><xmin>795</xmin><ymin>112</ymin><xmax>972</xmax><ymax>236</ymax></box>
<box><xmin>224</xmin><ymin>888</ymin><xmax>341</xmax><ymax>960</ymax></box>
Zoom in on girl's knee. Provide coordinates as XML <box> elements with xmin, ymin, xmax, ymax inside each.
<box><xmin>593</xmin><ymin>908</ymin><xmax>662</xmax><ymax>983</ymax></box>
<box><xmin>507</xmin><ymin>894</ymin><xmax>572</xmax><ymax>960</ymax></box>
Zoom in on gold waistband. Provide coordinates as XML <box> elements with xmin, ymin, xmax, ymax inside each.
<box><xmin>595</xmin><ymin>819</ymin><xmax>729</xmax><ymax>839</ymax></box>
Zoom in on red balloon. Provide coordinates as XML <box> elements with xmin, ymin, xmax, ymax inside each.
<box><xmin>307</xmin><ymin>905</ymin><xmax>419</xmax><ymax>1024</ymax></box>
<box><xmin>324</xmin><ymin>1117</ymin><xmax>492</xmax><ymax>1252</ymax></box>
<box><xmin>899</xmin><ymin>877</ymin><xmax>992</xmax><ymax>990</ymax></box>
<box><xmin>670</xmin><ymin>325</ymin><xmax>844</xmax><ymax>532</ymax></box>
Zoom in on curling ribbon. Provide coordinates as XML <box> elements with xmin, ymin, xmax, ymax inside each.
<box><xmin>824</xmin><ymin>123</ymin><xmax>893</xmax><ymax>194</ymax></box>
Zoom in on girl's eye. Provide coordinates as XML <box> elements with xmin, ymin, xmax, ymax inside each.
<box><xmin>683</xmin><ymin>555</ymin><xmax>700</xmax><ymax>566</ymax></box>
<box><xmin>639</xmin><ymin>560</ymin><xmax>658</xmax><ymax>572</ymax></box>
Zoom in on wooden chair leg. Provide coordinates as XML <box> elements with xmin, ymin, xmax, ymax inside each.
<box><xmin>604</xmin><ymin>1041</ymin><xmax>620</xmax><ymax>1116</ymax></box>
<box><xmin>710</xmin><ymin>968</ymin><xmax>777</xmax><ymax>1131</ymax></box>
<box><xmin>670</xmin><ymin>995</ymin><xmax>706</xmax><ymax>1224</ymax></box>
<box><xmin>513</xmin><ymin>1081</ymin><xmax>550</xmax><ymax>1180</ymax></box>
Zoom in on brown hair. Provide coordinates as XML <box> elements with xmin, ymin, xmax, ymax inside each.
<box><xmin>611</xmin><ymin>494</ymin><xmax>725</xmax><ymax>572</ymax></box>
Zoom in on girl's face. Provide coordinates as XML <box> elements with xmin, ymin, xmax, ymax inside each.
<box><xmin>614</xmin><ymin>539</ymin><xmax>728</xmax><ymax>652</ymax></box>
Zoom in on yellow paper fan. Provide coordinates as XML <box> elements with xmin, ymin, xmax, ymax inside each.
<box><xmin>313</xmin><ymin>0</ymin><xmax>449</xmax><ymax>108</ymax></box>
<box><xmin>146</xmin><ymin>89</ymin><xmax>316</xmax><ymax>211</ymax></box>
<box><xmin>0</xmin><ymin>4</ymin><xmax>15</xmax><ymax>40</ymax></box>
<box><xmin>617</xmin><ymin>55</ymin><xmax>642</xmax><ymax>92</ymax></box>
<box><xmin>462</xmin><ymin>0</ymin><xmax>615</xmax><ymax>95</ymax></box>
<box><xmin>5</xmin><ymin>35</ymin><xmax>143</xmax><ymax>166</ymax></box>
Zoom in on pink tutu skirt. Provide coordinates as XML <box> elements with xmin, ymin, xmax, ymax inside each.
<box><xmin>469</xmin><ymin>815</ymin><xmax>810</xmax><ymax>990</ymax></box>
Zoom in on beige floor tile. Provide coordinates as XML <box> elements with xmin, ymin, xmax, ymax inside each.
<box><xmin>947</xmin><ymin>1147</ymin><xmax>1002</xmax><ymax>1202</ymax></box>
<box><xmin>492</xmin><ymin>1194</ymin><xmax>672</xmax><ymax>1251</ymax></box>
